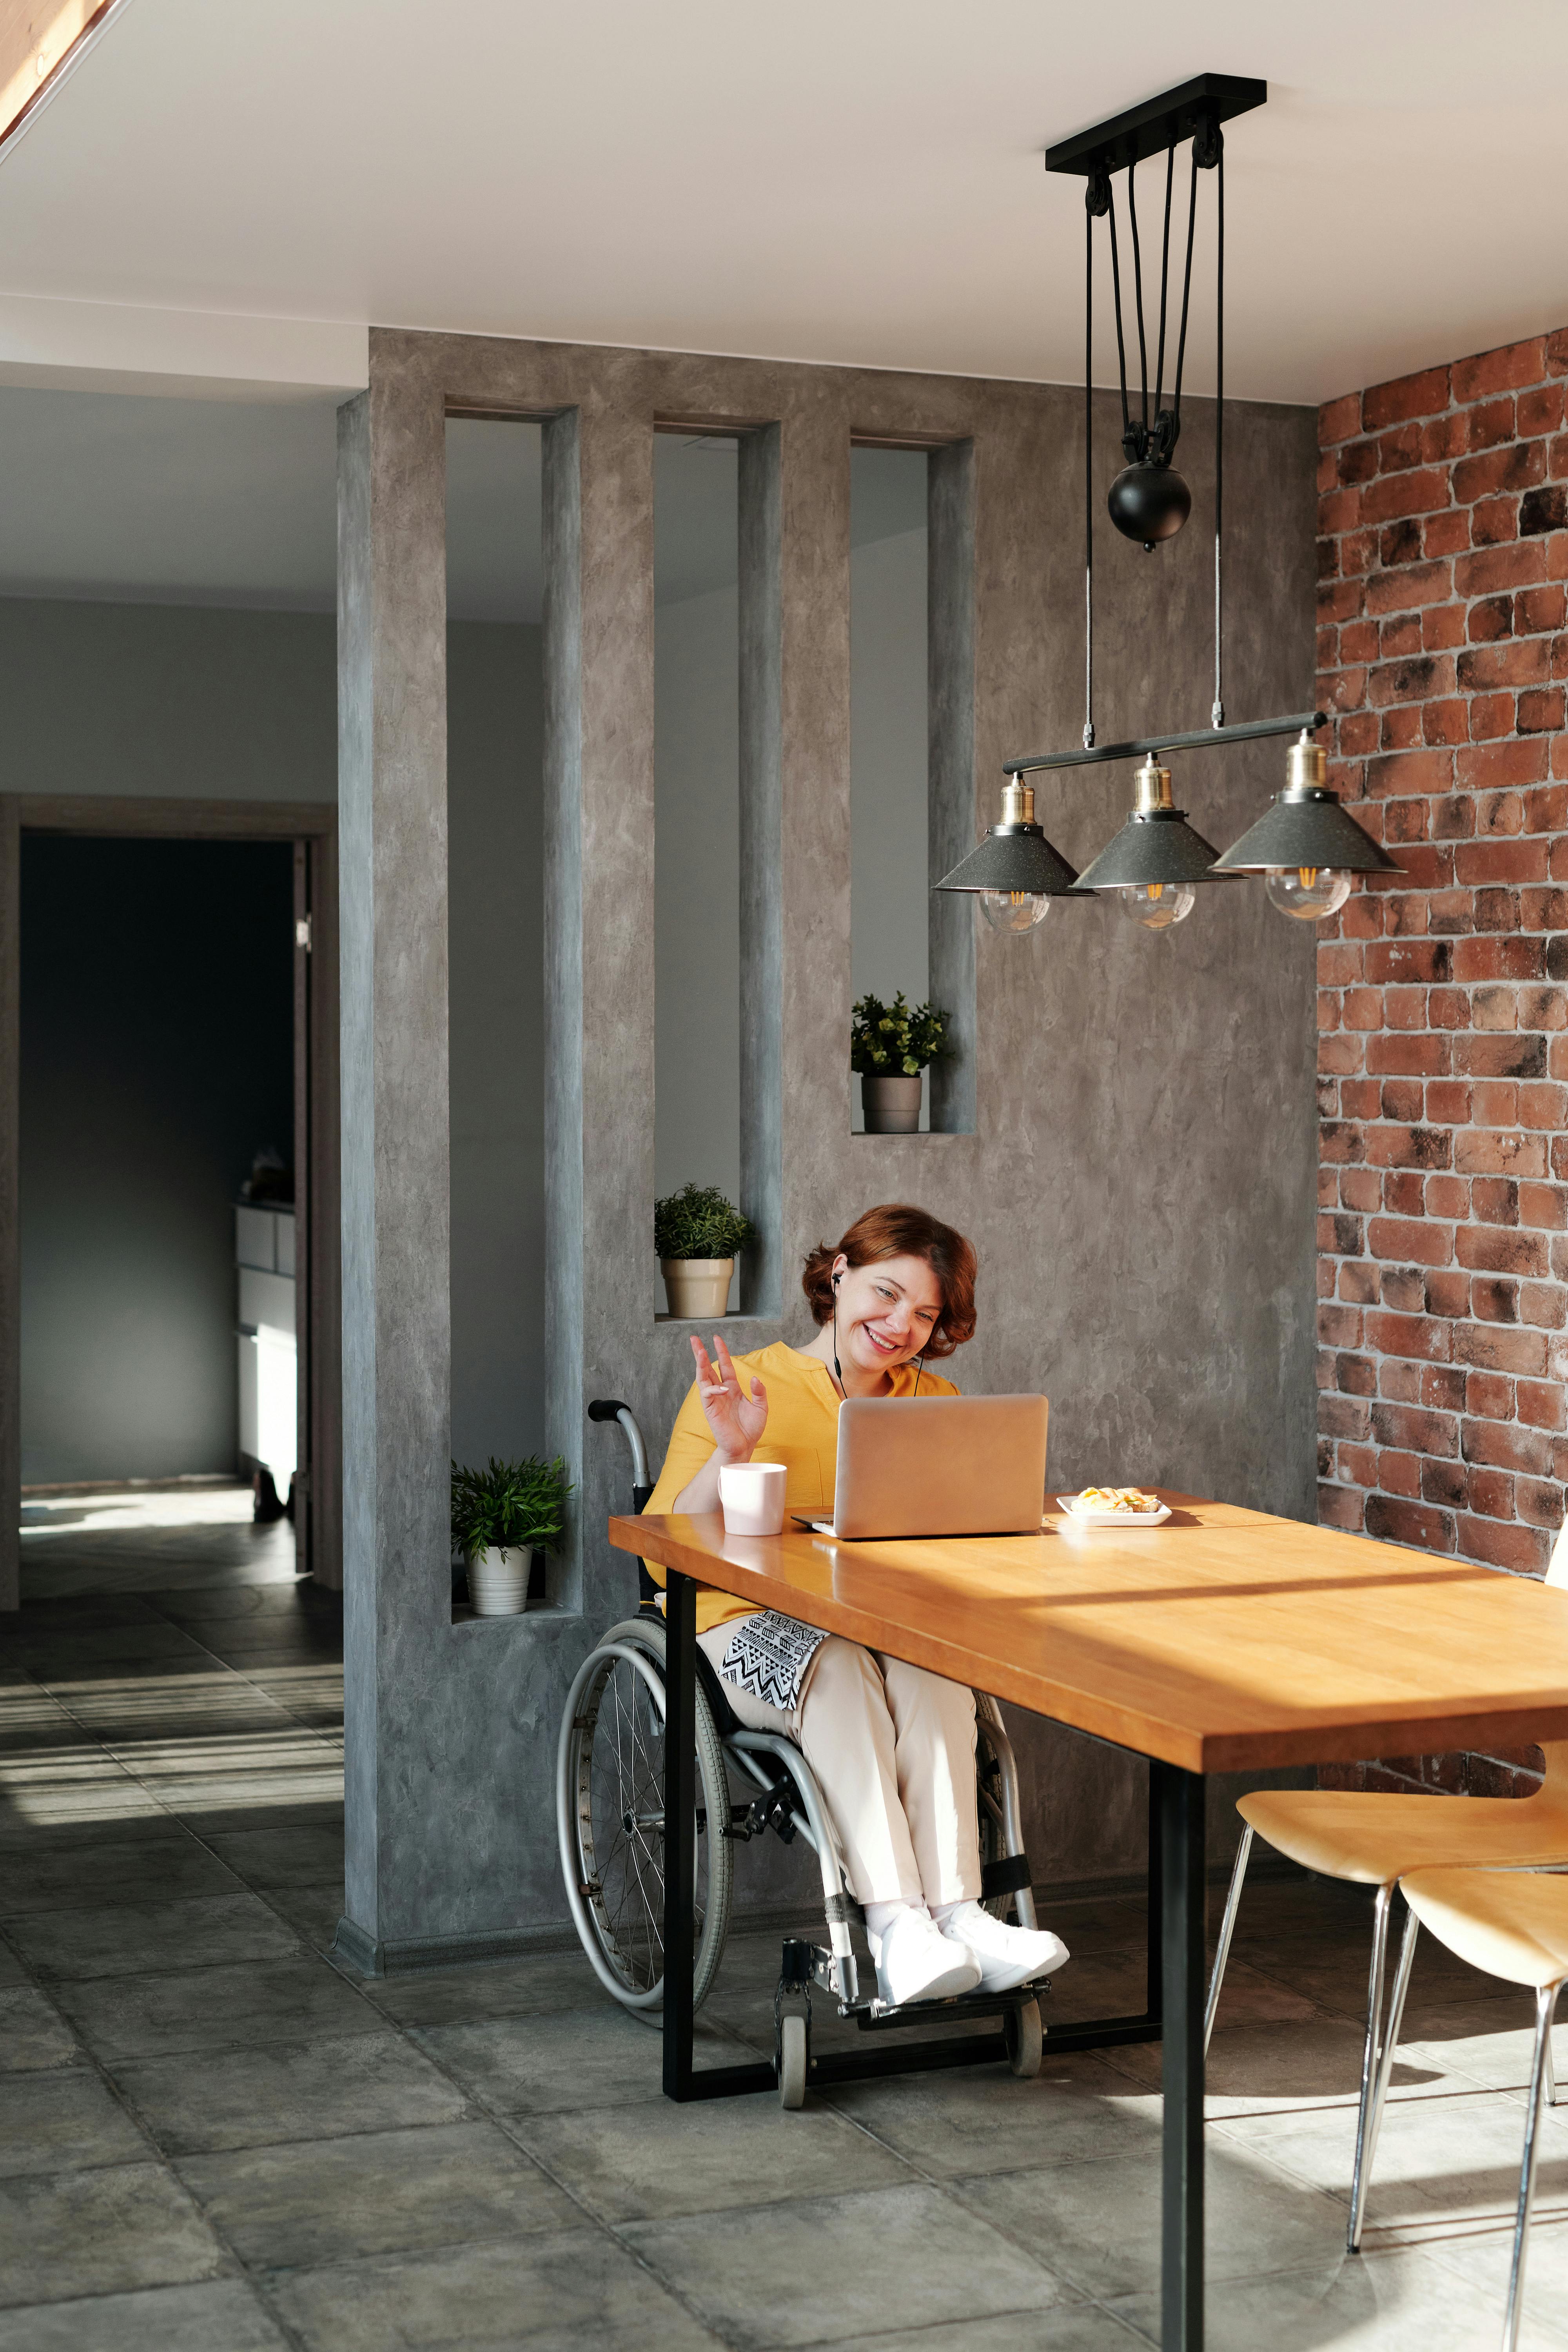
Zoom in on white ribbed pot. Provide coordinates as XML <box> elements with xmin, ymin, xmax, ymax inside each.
<box><xmin>661</xmin><ymin>1258</ymin><xmax>735</xmax><ymax>1319</ymax></box>
<box><xmin>862</xmin><ymin>1073</ymin><xmax>923</xmax><ymax>1133</ymax></box>
<box><xmin>468</xmin><ymin>1546</ymin><xmax>532</xmax><ymax>1616</ymax></box>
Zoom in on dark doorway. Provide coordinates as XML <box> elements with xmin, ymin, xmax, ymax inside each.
<box><xmin>0</xmin><ymin>795</ymin><xmax>341</xmax><ymax>1606</ymax></box>
<box><xmin>21</xmin><ymin>835</ymin><xmax>295</xmax><ymax>1488</ymax></box>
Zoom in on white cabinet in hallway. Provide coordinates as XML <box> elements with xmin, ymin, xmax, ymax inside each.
<box><xmin>235</xmin><ymin>1204</ymin><xmax>296</xmax><ymax>1486</ymax></box>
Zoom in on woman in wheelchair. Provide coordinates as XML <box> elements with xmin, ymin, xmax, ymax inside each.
<box><xmin>643</xmin><ymin>1200</ymin><xmax>1069</xmax><ymax>2010</ymax></box>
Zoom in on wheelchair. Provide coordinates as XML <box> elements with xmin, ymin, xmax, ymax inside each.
<box><xmin>556</xmin><ymin>1398</ymin><xmax>1052</xmax><ymax>2107</ymax></box>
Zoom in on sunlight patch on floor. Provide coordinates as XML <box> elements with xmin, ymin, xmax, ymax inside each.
<box><xmin>20</xmin><ymin>1484</ymin><xmax>257</xmax><ymax>1537</ymax></box>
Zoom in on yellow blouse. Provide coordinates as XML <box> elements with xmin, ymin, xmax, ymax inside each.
<box><xmin>642</xmin><ymin>1340</ymin><xmax>959</xmax><ymax>1634</ymax></box>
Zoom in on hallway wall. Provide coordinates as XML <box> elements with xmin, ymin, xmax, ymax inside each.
<box><xmin>0</xmin><ymin>597</ymin><xmax>337</xmax><ymax>804</ymax></box>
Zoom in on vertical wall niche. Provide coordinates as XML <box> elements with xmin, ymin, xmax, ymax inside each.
<box><xmin>444</xmin><ymin>416</ymin><xmax>547</xmax><ymax>1565</ymax></box>
<box><xmin>849</xmin><ymin>444</ymin><xmax>968</xmax><ymax>1135</ymax></box>
<box><xmin>653</xmin><ymin>430</ymin><xmax>744</xmax><ymax>1307</ymax></box>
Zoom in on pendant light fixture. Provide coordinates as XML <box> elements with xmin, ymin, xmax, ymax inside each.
<box><xmin>1049</xmin><ymin>74</ymin><xmax>1262</xmax><ymax>555</ymax></box>
<box><xmin>1210</xmin><ymin>730</ymin><xmax>1398</xmax><ymax>912</ymax></box>
<box><xmin>935</xmin><ymin>74</ymin><xmax>1401</xmax><ymax>941</ymax></box>
<box><xmin>933</xmin><ymin>775</ymin><xmax>1078</xmax><ymax>933</ymax></box>
<box><xmin>1073</xmin><ymin>753</ymin><xmax>1231</xmax><ymax>930</ymax></box>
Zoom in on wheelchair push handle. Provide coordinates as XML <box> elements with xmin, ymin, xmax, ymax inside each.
<box><xmin>587</xmin><ymin>1398</ymin><xmax>650</xmax><ymax>1493</ymax></box>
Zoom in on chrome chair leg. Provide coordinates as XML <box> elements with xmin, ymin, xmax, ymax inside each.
<box><xmin>1350</xmin><ymin>1900</ymin><xmax>1419</xmax><ymax>2252</ymax></box>
<box><xmin>1504</xmin><ymin>1980</ymin><xmax>1562</xmax><ymax>2352</ymax></box>
<box><xmin>1347</xmin><ymin>1880</ymin><xmax>1396</xmax><ymax>2254</ymax></box>
<box><xmin>1547</xmin><ymin>2012</ymin><xmax>1557</xmax><ymax>2109</ymax></box>
<box><xmin>1203</xmin><ymin>1824</ymin><xmax>1254</xmax><ymax>2056</ymax></box>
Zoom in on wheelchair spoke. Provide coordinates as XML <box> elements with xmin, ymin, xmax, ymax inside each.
<box><xmin>564</xmin><ymin>1635</ymin><xmax>728</xmax><ymax>2009</ymax></box>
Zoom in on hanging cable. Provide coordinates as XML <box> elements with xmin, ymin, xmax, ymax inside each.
<box><xmin>1212</xmin><ymin>129</ymin><xmax>1225</xmax><ymax>730</ymax></box>
<box><xmin>1153</xmin><ymin>141</ymin><xmax>1174</xmax><ymax>421</ymax></box>
<box><xmin>1106</xmin><ymin>183</ymin><xmax>1130</xmax><ymax>450</ymax></box>
<box><xmin>1171</xmin><ymin>137</ymin><xmax>1201</xmax><ymax>425</ymax></box>
<box><xmin>1126</xmin><ymin>158</ymin><xmax>1148</xmax><ymax>451</ymax></box>
<box><xmin>1084</xmin><ymin>185</ymin><xmax>1096</xmax><ymax>750</ymax></box>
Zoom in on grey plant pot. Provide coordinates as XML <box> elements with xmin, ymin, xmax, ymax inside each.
<box><xmin>862</xmin><ymin>1073</ymin><xmax>923</xmax><ymax>1133</ymax></box>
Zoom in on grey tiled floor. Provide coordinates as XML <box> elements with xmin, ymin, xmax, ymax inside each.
<box><xmin>6</xmin><ymin>1495</ymin><xmax>1568</xmax><ymax>2347</ymax></box>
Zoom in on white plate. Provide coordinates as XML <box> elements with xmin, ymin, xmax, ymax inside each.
<box><xmin>1055</xmin><ymin>1496</ymin><xmax>1171</xmax><ymax>1528</ymax></box>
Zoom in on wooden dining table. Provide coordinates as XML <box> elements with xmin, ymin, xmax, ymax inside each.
<box><xmin>609</xmin><ymin>1491</ymin><xmax>1568</xmax><ymax>2352</ymax></box>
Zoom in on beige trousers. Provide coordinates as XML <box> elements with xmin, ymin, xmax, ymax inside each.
<box><xmin>698</xmin><ymin>1619</ymin><xmax>982</xmax><ymax>1906</ymax></box>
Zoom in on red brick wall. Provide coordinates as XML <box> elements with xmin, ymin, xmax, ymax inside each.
<box><xmin>1315</xmin><ymin>329</ymin><xmax>1568</xmax><ymax>1800</ymax></box>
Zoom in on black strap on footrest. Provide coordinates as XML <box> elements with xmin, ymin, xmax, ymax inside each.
<box><xmin>981</xmin><ymin>1852</ymin><xmax>1034</xmax><ymax>1898</ymax></box>
<box><xmin>824</xmin><ymin>1893</ymin><xmax>864</xmax><ymax>1926</ymax></box>
<box><xmin>780</xmin><ymin>1936</ymin><xmax>817</xmax><ymax>1989</ymax></box>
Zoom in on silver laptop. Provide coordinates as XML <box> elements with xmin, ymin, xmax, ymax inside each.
<box><xmin>798</xmin><ymin>1394</ymin><xmax>1049</xmax><ymax>1541</ymax></box>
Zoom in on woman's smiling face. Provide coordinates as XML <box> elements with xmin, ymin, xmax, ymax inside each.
<box><xmin>831</xmin><ymin>1252</ymin><xmax>944</xmax><ymax>1374</ymax></box>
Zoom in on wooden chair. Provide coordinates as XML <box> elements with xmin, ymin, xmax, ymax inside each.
<box><xmin>1204</xmin><ymin>1521</ymin><xmax>1568</xmax><ymax>2253</ymax></box>
<box><xmin>1394</xmin><ymin>1868</ymin><xmax>1568</xmax><ymax>2352</ymax></box>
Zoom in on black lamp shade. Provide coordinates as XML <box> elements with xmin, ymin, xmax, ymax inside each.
<box><xmin>934</xmin><ymin>823</ymin><xmax>1079</xmax><ymax>897</ymax></box>
<box><xmin>1211</xmin><ymin>788</ymin><xmax>1400</xmax><ymax>875</ymax></box>
<box><xmin>1074</xmin><ymin>808</ymin><xmax>1230</xmax><ymax>893</ymax></box>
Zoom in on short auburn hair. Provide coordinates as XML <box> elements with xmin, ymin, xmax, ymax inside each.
<box><xmin>801</xmin><ymin>1203</ymin><xmax>977</xmax><ymax>1359</ymax></box>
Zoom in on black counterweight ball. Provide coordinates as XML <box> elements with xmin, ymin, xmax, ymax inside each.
<box><xmin>1108</xmin><ymin>461</ymin><xmax>1192</xmax><ymax>551</ymax></box>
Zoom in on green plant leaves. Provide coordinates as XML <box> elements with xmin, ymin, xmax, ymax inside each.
<box><xmin>653</xmin><ymin>1181</ymin><xmax>755</xmax><ymax>1260</ymax></box>
<box><xmin>849</xmin><ymin>992</ymin><xmax>951</xmax><ymax>1077</ymax></box>
<box><xmin>450</xmin><ymin>1455</ymin><xmax>574</xmax><ymax>1564</ymax></box>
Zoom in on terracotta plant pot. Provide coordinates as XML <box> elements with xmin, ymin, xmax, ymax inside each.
<box><xmin>861</xmin><ymin>1073</ymin><xmax>923</xmax><ymax>1133</ymax></box>
<box><xmin>661</xmin><ymin>1258</ymin><xmax>735</xmax><ymax>1319</ymax></box>
<box><xmin>468</xmin><ymin>1545</ymin><xmax>532</xmax><ymax>1616</ymax></box>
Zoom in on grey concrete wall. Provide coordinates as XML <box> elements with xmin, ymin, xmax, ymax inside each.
<box><xmin>339</xmin><ymin>330</ymin><xmax>1318</xmax><ymax>1963</ymax></box>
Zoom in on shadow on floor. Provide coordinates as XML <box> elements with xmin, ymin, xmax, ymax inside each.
<box><xmin>3</xmin><ymin>1494</ymin><xmax>1567</xmax><ymax>2348</ymax></box>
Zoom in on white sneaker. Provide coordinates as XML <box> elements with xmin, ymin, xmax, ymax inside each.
<box><xmin>868</xmin><ymin>1904</ymin><xmax>982</xmax><ymax>2005</ymax></box>
<box><xmin>938</xmin><ymin>1901</ymin><xmax>1070</xmax><ymax>1994</ymax></box>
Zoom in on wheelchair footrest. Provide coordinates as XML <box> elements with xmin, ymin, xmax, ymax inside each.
<box><xmin>844</xmin><ymin>1977</ymin><xmax>1054</xmax><ymax>2031</ymax></box>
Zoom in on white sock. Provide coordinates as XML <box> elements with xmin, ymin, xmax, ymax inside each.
<box><xmin>865</xmin><ymin>1898</ymin><xmax>924</xmax><ymax>1941</ymax></box>
<box><xmin>931</xmin><ymin>1898</ymin><xmax>977</xmax><ymax>1927</ymax></box>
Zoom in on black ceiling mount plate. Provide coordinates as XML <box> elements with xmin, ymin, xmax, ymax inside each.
<box><xmin>1044</xmin><ymin>73</ymin><xmax>1267</xmax><ymax>179</ymax></box>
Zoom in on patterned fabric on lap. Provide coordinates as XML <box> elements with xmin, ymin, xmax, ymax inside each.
<box><xmin>719</xmin><ymin>1611</ymin><xmax>830</xmax><ymax>1715</ymax></box>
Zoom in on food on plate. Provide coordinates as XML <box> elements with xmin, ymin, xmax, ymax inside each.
<box><xmin>1068</xmin><ymin>1487</ymin><xmax>1161</xmax><ymax>1516</ymax></box>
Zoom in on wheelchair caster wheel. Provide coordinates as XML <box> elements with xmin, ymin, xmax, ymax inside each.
<box><xmin>778</xmin><ymin>2010</ymin><xmax>808</xmax><ymax>2109</ymax></box>
<box><xmin>1005</xmin><ymin>1997</ymin><xmax>1043</xmax><ymax>2080</ymax></box>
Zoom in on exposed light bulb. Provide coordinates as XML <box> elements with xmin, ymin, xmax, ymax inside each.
<box><xmin>1116</xmin><ymin>879</ymin><xmax>1196</xmax><ymax>931</ymax></box>
<box><xmin>979</xmin><ymin>888</ymin><xmax>1051</xmax><ymax>935</ymax></box>
<box><xmin>1264</xmin><ymin>865</ymin><xmax>1352</xmax><ymax>921</ymax></box>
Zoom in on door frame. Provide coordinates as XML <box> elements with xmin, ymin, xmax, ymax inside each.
<box><xmin>0</xmin><ymin>794</ymin><xmax>341</xmax><ymax>1606</ymax></box>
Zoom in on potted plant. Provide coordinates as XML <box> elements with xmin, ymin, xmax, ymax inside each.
<box><xmin>654</xmin><ymin>1182</ymin><xmax>756</xmax><ymax>1319</ymax></box>
<box><xmin>851</xmin><ymin>993</ymin><xmax>951</xmax><ymax>1132</ymax></box>
<box><xmin>451</xmin><ymin>1454</ymin><xmax>573</xmax><ymax>1616</ymax></box>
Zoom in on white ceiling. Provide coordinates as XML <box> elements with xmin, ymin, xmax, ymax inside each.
<box><xmin>0</xmin><ymin>393</ymin><xmax>927</xmax><ymax>615</ymax></box>
<box><xmin>1</xmin><ymin>1</ymin><xmax>1566</xmax><ymax>408</ymax></box>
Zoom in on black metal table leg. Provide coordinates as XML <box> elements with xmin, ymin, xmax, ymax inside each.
<box><xmin>662</xmin><ymin>1569</ymin><xmax>697</xmax><ymax>2099</ymax></box>
<box><xmin>1156</xmin><ymin>1760</ymin><xmax>1205</xmax><ymax>2352</ymax></box>
<box><xmin>1147</xmin><ymin>1757</ymin><xmax>1165</xmax><ymax>2026</ymax></box>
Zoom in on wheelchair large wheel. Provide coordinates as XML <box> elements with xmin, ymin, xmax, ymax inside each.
<box><xmin>557</xmin><ymin>1617</ymin><xmax>733</xmax><ymax>2018</ymax></box>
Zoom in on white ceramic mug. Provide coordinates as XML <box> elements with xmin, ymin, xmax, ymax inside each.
<box><xmin>718</xmin><ymin>1460</ymin><xmax>787</xmax><ymax>1537</ymax></box>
